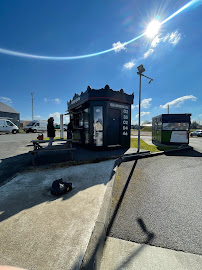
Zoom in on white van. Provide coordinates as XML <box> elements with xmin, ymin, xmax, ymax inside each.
<box><xmin>0</xmin><ymin>119</ymin><xmax>19</xmax><ymax>134</ymax></box>
<box><xmin>24</xmin><ymin>120</ymin><xmax>47</xmax><ymax>133</ymax></box>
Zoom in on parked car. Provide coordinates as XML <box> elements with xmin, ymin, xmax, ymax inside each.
<box><xmin>190</xmin><ymin>130</ymin><xmax>202</xmax><ymax>137</ymax></box>
<box><xmin>24</xmin><ymin>120</ymin><xmax>47</xmax><ymax>133</ymax></box>
<box><xmin>0</xmin><ymin>119</ymin><xmax>19</xmax><ymax>134</ymax></box>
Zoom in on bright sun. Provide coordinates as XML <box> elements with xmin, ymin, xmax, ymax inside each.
<box><xmin>146</xmin><ymin>20</ymin><xmax>161</xmax><ymax>38</ymax></box>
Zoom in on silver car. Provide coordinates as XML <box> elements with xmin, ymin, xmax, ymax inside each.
<box><xmin>190</xmin><ymin>130</ymin><xmax>202</xmax><ymax>137</ymax></box>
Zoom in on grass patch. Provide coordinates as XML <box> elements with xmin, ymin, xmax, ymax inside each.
<box><xmin>44</xmin><ymin>137</ymin><xmax>67</xmax><ymax>140</ymax></box>
<box><xmin>130</xmin><ymin>138</ymin><xmax>177</xmax><ymax>153</ymax></box>
<box><xmin>140</xmin><ymin>127</ymin><xmax>152</xmax><ymax>132</ymax></box>
<box><xmin>32</xmin><ymin>137</ymin><xmax>67</xmax><ymax>141</ymax></box>
<box><xmin>131</xmin><ymin>127</ymin><xmax>152</xmax><ymax>132</ymax></box>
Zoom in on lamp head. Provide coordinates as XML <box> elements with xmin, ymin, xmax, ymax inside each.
<box><xmin>137</xmin><ymin>64</ymin><xmax>145</xmax><ymax>74</ymax></box>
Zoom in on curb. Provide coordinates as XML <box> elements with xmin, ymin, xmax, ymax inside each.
<box><xmin>121</xmin><ymin>145</ymin><xmax>193</xmax><ymax>162</ymax></box>
<box><xmin>80</xmin><ymin>160</ymin><xmax>118</xmax><ymax>270</ymax></box>
<box><xmin>80</xmin><ymin>144</ymin><xmax>193</xmax><ymax>270</ymax></box>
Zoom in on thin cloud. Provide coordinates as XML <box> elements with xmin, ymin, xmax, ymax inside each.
<box><xmin>34</xmin><ymin>115</ymin><xmax>41</xmax><ymax>118</ymax></box>
<box><xmin>151</xmin><ymin>36</ymin><xmax>160</xmax><ymax>48</ymax></box>
<box><xmin>113</xmin><ymin>41</ymin><xmax>126</xmax><ymax>52</ymax></box>
<box><xmin>144</xmin><ymin>48</ymin><xmax>154</xmax><ymax>58</ymax></box>
<box><xmin>168</xmin><ymin>31</ymin><xmax>181</xmax><ymax>45</ymax></box>
<box><xmin>143</xmin><ymin>30</ymin><xmax>181</xmax><ymax>59</ymax></box>
<box><xmin>44</xmin><ymin>98</ymin><xmax>47</xmax><ymax>103</ymax></box>
<box><xmin>0</xmin><ymin>96</ymin><xmax>12</xmax><ymax>104</ymax></box>
<box><xmin>160</xmin><ymin>95</ymin><xmax>197</xmax><ymax>109</ymax></box>
<box><xmin>54</xmin><ymin>98</ymin><xmax>61</xmax><ymax>104</ymax></box>
<box><xmin>162</xmin><ymin>34</ymin><xmax>170</xmax><ymax>42</ymax></box>
<box><xmin>123</xmin><ymin>60</ymin><xmax>135</xmax><ymax>70</ymax></box>
<box><xmin>132</xmin><ymin>98</ymin><xmax>152</xmax><ymax>109</ymax></box>
<box><xmin>162</xmin><ymin>31</ymin><xmax>181</xmax><ymax>45</ymax></box>
<box><xmin>141</xmin><ymin>112</ymin><xmax>150</xmax><ymax>117</ymax></box>
<box><xmin>123</xmin><ymin>30</ymin><xmax>181</xmax><ymax>69</ymax></box>
<box><xmin>49</xmin><ymin>112</ymin><xmax>60</xmax><ymax>122</ymax></box>
<box><xmin>49</xmin><ymin>112</ymin><xmax>69</xmax><ymax>123</ymax></box>
<box><xmin>136</xmin><ymin>112</ymin><xmax>150</xmax><ymax>118</ymax></box>
<box><xmin>64</xmin><ymin>115</ymin><xmax>70</xmax><ymax>123</ymax></box>
<box><xmin>141</xmin><ymin>98</ymin><xmax>152</xmax><ymax>108</ymax></box>
<box><xmin>49</xmin><ymin>112</ymin><xmax>60</xmax><ymax>118</ymax></box>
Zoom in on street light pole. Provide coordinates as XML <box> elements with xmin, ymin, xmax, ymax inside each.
<box><xmin>137</xmin><ymin>64</ymin><xmax>153</xmax><ymax>153</ymax></box>
<box><xmin>138</xmin><ymin>73</ymin><xmax>142</xmax><ymax>152</ymax></box>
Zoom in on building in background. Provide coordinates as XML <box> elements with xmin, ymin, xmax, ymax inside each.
<box><xmin>20</xmin><ymin>120</ymin><xmax>31</xmax><ymax>128</ymax></box>
<box><xmin>0</xmin><ymin>102</ymin><xmax>20</xmax><ymax>128</ymax></box>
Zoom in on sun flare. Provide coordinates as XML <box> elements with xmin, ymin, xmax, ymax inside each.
<box><xmin>146</xmin><ymin>20</ymin><xmax>161</xmax><ymax>38</ymax></box>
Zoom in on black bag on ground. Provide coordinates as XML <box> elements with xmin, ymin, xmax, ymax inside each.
<box><xmin>51</xmin><ymin>178</ymin><xmax>72</xmax><ymax>196</ymax></box>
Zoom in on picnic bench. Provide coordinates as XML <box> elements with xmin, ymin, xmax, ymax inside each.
<box><xmin>31</xmin><ymin>139</ymin><xmax>75</xmax><ymax>165</ymax></box>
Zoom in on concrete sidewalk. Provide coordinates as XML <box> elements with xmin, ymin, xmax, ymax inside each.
<box><xmin>0</xmin><ymin>160</ymin><xmax>115</xmax><ymax>270</ymax></box>
<box><xmin>100</xmin><ymin>237</ymin><xmax>202</xmax><ymax>270</ymax></box>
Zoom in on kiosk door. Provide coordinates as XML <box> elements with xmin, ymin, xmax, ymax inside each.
<box><xmin>108</xmin><ymin>109</ymin><xmax>121</xmax><ymax>145</ymax></box>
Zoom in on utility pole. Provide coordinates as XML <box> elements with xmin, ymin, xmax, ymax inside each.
<box><xmin>31</xmin><ymin>92</ymin><xmax>34</xmax><ymax>120</ymax></box>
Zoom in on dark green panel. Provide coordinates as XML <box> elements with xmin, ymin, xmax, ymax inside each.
<box><xmin>162</xmin><ymin>131</ymin><xmax>172</xmax><ymax>142</ymax></box>
<box><xmin>152</xmin><ymin>130</ymin><xmax>162</xmax><ymax>142</ymax></box>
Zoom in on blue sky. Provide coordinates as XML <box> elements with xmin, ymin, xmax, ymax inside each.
<box><xmin>0</xmin><ymin>0</ymin><xmax>202</xmax><ymax>124</ymax></box>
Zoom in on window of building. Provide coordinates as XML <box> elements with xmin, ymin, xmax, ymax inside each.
<box><xmin>163</xmin><ymin>122</ymin><xmax>189</xmax><ymax>130</ymax></box>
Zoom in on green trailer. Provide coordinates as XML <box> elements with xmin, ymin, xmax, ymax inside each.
<box><xmin>152</xmin><ymin>114</ymin><xmax>191</xmax><ymax>145</ymax></box>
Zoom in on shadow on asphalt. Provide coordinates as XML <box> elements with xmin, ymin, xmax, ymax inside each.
<box><xmin>165</xmin><ymin>148</ymin><xmax>202</xmax><ymax>157</ymax></box>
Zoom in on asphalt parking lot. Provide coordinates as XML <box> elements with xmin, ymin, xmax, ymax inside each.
<box><xmin>0</xmin><ymin>131</ymin><xmax>61</xmax><ymax>184</ymax></box>
<box><xmin>0</xmin><ymin>131</ymin><xmax>61</xmax><ymax>159</ymax></box>
<box><xmin>108</xmin><ymin>136</ymin><xmax>202</xmax><ymax>255</ymax></box>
